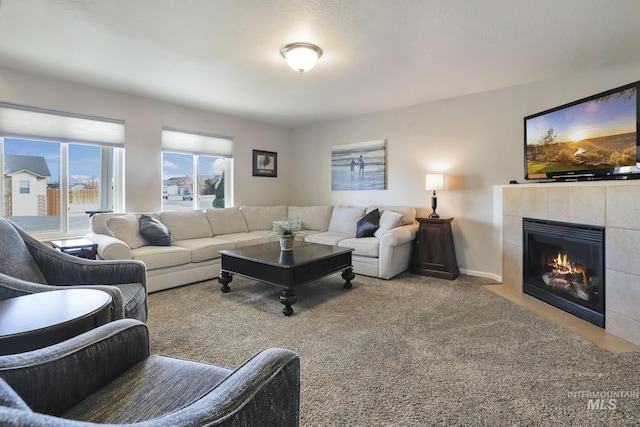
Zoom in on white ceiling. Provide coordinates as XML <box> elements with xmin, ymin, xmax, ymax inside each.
<box><xmin>1</xmin><ymin>0</ymin><xmax>639</xmax><ymax>128</ymax></box>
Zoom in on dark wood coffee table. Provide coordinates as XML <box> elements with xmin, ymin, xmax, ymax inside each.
<box><xmin>0</xmin><ymin>289</ymin><xmax>112</xmax><ymax>355</ymax></box>
<box><xmin>218</xmin><ymin>241</ymin><xmax>355</xmax><ymax>316</ymax></box>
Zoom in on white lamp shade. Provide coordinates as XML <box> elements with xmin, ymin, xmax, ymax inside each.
<box><xmin>425</xmin><ymin>174</ymin><xmax>444</xmax><ymax>190</ymax></box>
<box><xmin>281</xmin><ymin>43</ymin><xmax>323</xmax><ymax>74</ymax></box>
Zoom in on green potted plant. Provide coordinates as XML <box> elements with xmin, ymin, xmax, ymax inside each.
<box><xmin>272</xmin><ymin>219</ymin><xmax>302</xmax><ymax>251</ymax></box>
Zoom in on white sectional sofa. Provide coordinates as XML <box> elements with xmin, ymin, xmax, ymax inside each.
<box><xmin>85</xmin><ymin>205</ymin><xmax>418</xmax><ymax>293</ymax></box>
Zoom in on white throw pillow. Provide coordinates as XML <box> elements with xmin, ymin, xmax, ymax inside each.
<box><xmin>371</xmin><ymin>205</ymin><xmax>416</xmax><ymax>226</ymax></box>
<box><xmin>328</xmin><ymin>206</ymin><xmax>366</xmax><ymax>236</ymax></box>
<box><xmin>374</xmin><ymin>210</ymin><xmax>405</xmax><ymax>238</ymax></box>
<box><xmin>106</xmin><ymin>214</ymin><xmax>147</xmax><ymax>249</ymax></box>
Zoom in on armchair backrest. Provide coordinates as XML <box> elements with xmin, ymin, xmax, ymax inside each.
<box><xmin>0</xmin><ymin>219</ymin><xmax>47</xmax><ymax>284</ymax></box>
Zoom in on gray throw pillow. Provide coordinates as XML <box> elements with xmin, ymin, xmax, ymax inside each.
<box><xmin>139</xmin><ymin>215</ymin><xmax>171</xmax><ymax>246</ymax></box>
<box><xmin>356</xmin><ymin>208</ymin><xmax>380</xmax><ymax>238</ymax></box>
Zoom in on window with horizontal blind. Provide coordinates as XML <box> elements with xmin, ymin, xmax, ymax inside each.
<box><xmin>0</xmin><ymin>103</ymin><xmax>124</xmax><ymax>236</ymax></box>
<box><xmin>161</xmin><ymin>127</ymin><xmax>233</xmax><ymax>210</ymax></box>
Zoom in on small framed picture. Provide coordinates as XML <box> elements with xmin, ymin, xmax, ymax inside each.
<box><xmin>252</xmin><ymin>150</ymin><xmax>277</xmax><ymax>177</ymax></box>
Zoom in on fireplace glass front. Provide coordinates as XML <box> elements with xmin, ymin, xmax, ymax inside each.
<box><xmin>523</xmin><ymin>218</ymin><xmax>605</xmax><ymax>327</ymax></box>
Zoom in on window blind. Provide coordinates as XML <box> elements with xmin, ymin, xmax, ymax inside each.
<box><xmin>0</xmin><ymin>103</ymin><xmax>124</xmax><ymax>146</ymax></box>
<box><xmin>162</xmin><ymin>127</ymin><xmax>233</xmax><ymax>158</ymax></box>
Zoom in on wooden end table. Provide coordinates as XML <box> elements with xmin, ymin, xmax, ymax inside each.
<box><xmin>411</xmin><ymin>217</ymin><xmax>459</xmax><ymax>279</ymax></box>
<box><xmin>218</xmin><ymin>241</ymin><xmax>355</xmax><ymax>316</ymax></box>
<box><xmin>0</xmin><ymin>289</ymin><xmax>112</xmax><ymax>355</ymax></box>
<box><xmin>51</xmin><ymin>238</ymin><xmax>98</xmax><ymax>260</ymax></box>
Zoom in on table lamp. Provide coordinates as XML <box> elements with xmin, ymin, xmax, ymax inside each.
<box><xmin>425</xmin><ymin>174</ymin><xmax>444</xmax><ymax>218</ymax></box>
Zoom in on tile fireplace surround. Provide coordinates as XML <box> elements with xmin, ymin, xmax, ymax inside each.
<box><xmin>500</xmin><ymin>181</ymin><xmax>640</xmax><ymax>346</ymax></box>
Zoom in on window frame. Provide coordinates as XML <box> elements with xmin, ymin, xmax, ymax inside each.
<box><xmin>19</xmin><ymin>180</ymin><xmax>30</xmax><ymax>194</ymax></box>
<box><xmin>161</xmin><ymin>151</ymin><xmax>232</xmax><ymax>210</ymax></box>
<box><xmin>161</xmin><ymin>127</ymin><xmax>233</xmax><ymax>211</ymax></box>
<box><xmin>1</xmin><ymin>138</ymin><xmax>124</xmax><ymax>239</ymax></box>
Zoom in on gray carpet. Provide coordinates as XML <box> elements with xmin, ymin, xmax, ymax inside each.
<box><xmin>147</xmin><ymin>272</ymin><xmax>640</xmax><ymax>426</ymax></box>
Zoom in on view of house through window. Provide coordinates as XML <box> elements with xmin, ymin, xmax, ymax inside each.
<box><xmin>2</xmin><ymin>138</ymin><xmax>114</xmax><ymax>234</ymax></box>
<box><xmin>162</xmin><ymin>152</ymin><xmax>227</xmax><ymax>211</ymax></box>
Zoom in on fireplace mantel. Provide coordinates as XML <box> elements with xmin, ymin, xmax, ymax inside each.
<box><xmin>498</xmin><ymin>180</ymin><xmax>640</xmax><ymax>346</ymax></box>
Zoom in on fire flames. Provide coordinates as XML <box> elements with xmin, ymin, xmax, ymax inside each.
<box><xmin>542</xmin><ymin>250</ymin><xmax>592</xmax><ymax>301</ymax></box>
<box><xmin>548</xmin><ymin>251</ymin><xmax>587</xmax><ymax>283</ymax></box>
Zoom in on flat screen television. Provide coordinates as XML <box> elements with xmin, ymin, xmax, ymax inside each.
<box><xmin>525</xmin><ymin>81</ymin><xmax>640</xmax><ymax>181</ymax></box>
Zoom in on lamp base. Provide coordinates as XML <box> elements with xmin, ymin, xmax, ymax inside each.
<box><xmin>429</xmin><ymin>194</ymin><xmax>439</xmax><ymax>218</ymax></box>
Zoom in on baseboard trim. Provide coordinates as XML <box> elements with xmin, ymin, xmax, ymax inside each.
<box><xmin>460</xmin><ymin>268</ymin><xmax>501</xmax><ymax>282</ymax></box>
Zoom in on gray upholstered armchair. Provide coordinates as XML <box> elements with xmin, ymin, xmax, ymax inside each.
<box><xmin>0</xmin><ymin>319</ymin><xmax>300</xmax><ymax>426</ymax></box>
<box><xmin>0</xmin><ymin>218</ymin><xmax>147</xmax><ymax>322</ymax></box>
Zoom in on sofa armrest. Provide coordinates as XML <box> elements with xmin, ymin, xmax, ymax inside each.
<box><xmin>152</xmin><ymin>348</ymin><xmax>300</xmax><ymax>427</ymax></box>
<box><xmin>84</xmin><ymin>232</ymin><xmax>133</xmax><ymax>260</ymax></box>
<box><xmin>0</xmin><ymin>320</ymin><xmax>149</xmax><ymax>417</ymax></box>
<box><xmin>379</xmin><ymin>223</ymin><xmax>419</xmax><ymax>247</ymax></box>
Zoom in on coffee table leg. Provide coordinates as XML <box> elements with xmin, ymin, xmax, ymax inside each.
<box><xmin>218</xmin><ymin>271</ymin><xmax>232</xmax><ymax>293</ymax></box>
<box><xmin>279</xmin><ymin>288</ymin><xmax>297</xmax><ymax>316</ymax></box>
<box><xmin>342</xmin><ymin>267</ymin><xmax>355</xmax><ymax>289</ymax></box>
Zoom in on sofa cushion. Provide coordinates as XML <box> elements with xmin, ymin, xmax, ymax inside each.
<box><xmin>138</xmin><ymin>215</ymin><xmax>171</xmax><ymax>246</ymax></box>
<box><xmin>356</xmin><ymin>208</ymin><xmax>380</xmax><ymax>238</ymax></box>
<box><xmin>304</xmin><ymin>232</ymin><xmax>349</xmax><ymax>246</ymax></box>
<box><xmin>90</xmin><ymin>213</ymin><xmax>113</xmax><ymax>235</ymax></box>
<box><xmin>240</xmin><ymin>205</ymin><xmax>288</xmax><ymax>232</ymax></box>
<box><xmin>106</xmin><ymin>214</ymin><xmax>148</xmax><ymax>249</ymax></box>
<box><xmin>374</xmin><ymin>209</ymin><xmax>405</xmax><ymax>238</ymax></box>
<box><xmin>172</xmin><ymin>238</ymin><xmax>236</xmax><ymax>263</ymax></box>
<box><xmin>90</xmin><ymin>213</ymin><xmax>127</xmax><ymax>235</ymax></box>
<box><xmin>214</xmin><ymin>233</ymin><xmax>270</xmax><ymax>248</ymax></box>
<box><xmin>328</xmin><ymin>206</ymin><xmax>366</xmax><ymax>236</ymax></box>
<box><xmin>131</xmin><ymin>245</ymin><xmax>191</xmax><ymax>270</ymax></box>
<box><xmin>338</xmin><ymin>237</ymin><xmax>379</xmax><ymax>257</ymax></box>
<box><xmin>160</xmin><ymin>210</ymin><xmax>212</xmax><ymax>241</ymax></box>
<box><xmin>287</xmin><ymin>206</ymin><xmax>333</xmax><ymax>231</ymax></box>
<box><xmin>371</xmin><ymin>206</ymin><xmax>416</xmax><ymax>226</ymax></box>
<box><xmin>205</xmin><ymin>208</ymin><xmax>248</xmax><ymax>235</ymax></box>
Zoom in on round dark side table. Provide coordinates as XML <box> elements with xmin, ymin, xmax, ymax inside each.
<box><xmin>0</xmin><ymin>289</ymin><xmax>112</xmax><ymax>355</ymax></box>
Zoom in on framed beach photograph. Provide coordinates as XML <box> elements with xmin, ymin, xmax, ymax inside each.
<box><xmin>252</xmin><ymin>149</ymin><xmax>277</xmax><ymax>177</ymax></box>
<box><xmin>331</xmin><ymin>139</ymin><xmax>386</xmax><ymax>190</ymax></box>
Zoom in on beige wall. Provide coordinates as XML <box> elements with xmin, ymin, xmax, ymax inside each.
<box><xmin>0</xmin><ymin>67</ymin><xmax>293</xmax><ymax>212</ymax></box>
<box><xmin>291</xmin><ymin>58</ymin><xmax>640</xmax><ymax>280</ymax></box>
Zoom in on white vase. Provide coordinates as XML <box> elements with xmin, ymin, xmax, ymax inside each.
<box><xmin>279</xmin><ymin>235</ymin><xmax>295</xmax><ymax>251</ymax></box>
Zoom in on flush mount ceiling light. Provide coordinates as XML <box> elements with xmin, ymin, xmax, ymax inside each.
<box><xmin>280</xmin><ymin>42</ymin><xmax>323</xmax><ymax>74</ymax></box>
